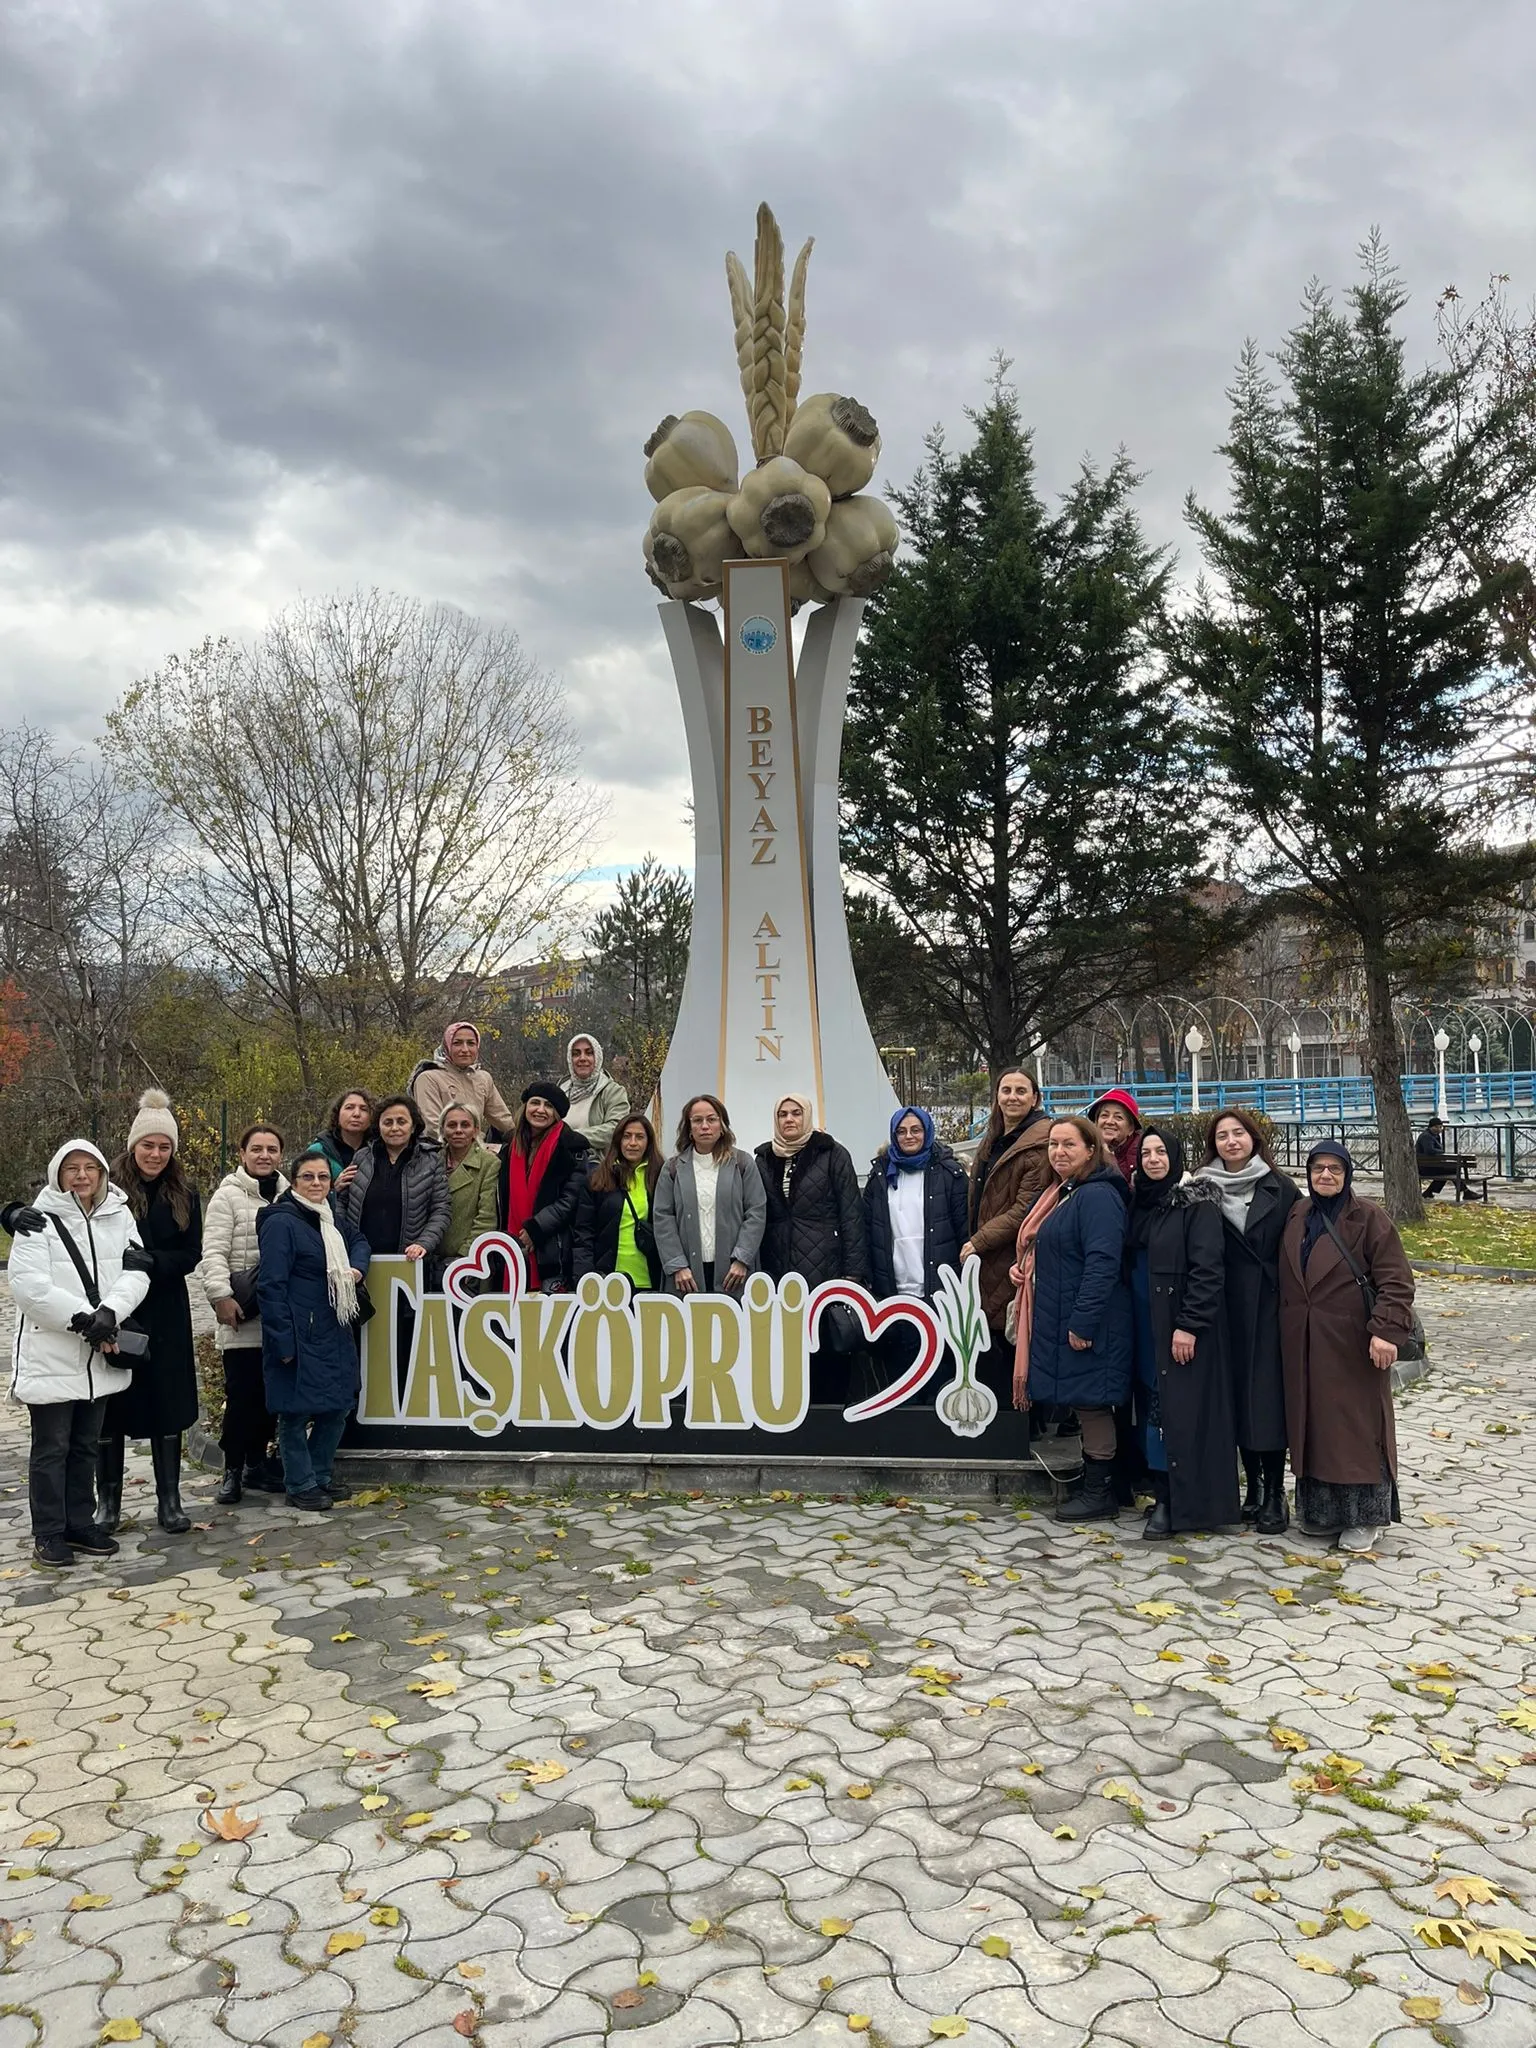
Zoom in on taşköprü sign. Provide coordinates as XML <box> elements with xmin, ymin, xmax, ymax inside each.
<box><xmin>350</xmin><ymin>1236</ymin><xmax>1024</xmax><ymax>1458</ymax></box>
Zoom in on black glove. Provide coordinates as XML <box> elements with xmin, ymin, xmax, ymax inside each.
<box><xmin>1</xmin><ymin>1203</ymin><xmax>45</xmax><ymax>1236</ymax></box>
<box><xmin>121</xmin><ymin>1243</ymin><xmax>155</xmax><ymax>1273</ymax></box>
<box><xmin>69</xmin><ymin>1311</ymin><xmax>94</xmax><ymax>1336</ymax></box>
<box><xmin>81</xmin><ymin>1306</ymin><xmax>118</xmax><ymax>1350</ymax></box>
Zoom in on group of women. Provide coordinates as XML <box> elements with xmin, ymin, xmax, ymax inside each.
<box><xmin>4</xmin><ymin>1022</ymin><xmax>1417</xmax><ymax>1566</ymax></box>
<box><xmin>963</xmin><ymin>1074</ymin><xmax>1417</xmax><ymax>1552</ymax></box>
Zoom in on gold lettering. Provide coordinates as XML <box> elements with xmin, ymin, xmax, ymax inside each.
<box><xmin>749</xmin><ymin>772</ymin><xmax>774</xmax><ymax>799</ymax></box>
<box><xmin>684</xmin><ymin>1300</ymin><xmax>747</xmax><ymax>1426</ymax></box>
<box><xmin>749</xmin><ymin>738</ymin><xmax>772</xmax><ymax>768</ymax></box>
<box><xmin>756</xmin><ymin>974</ymin><xmax>780</xmax><ymax>999</ymax></box>
<box><xmin>755</xmin><ymin>1033</ymin><xmax>783</xmax><ymax>1061</ymax></box>
<box><xmin>402</xmin><ymin>1295</ymin><xmax>464</xmax><ymax>1421</ymax></box>
<box><xmin>359</xmin><ymin>1255</ymin><xmax>413</xmax><ymax>1420</ymax></box>
<box><xmin>753</xmin><ymin>913</ymin><xmax>780</xmax><ymax>938</ymax></box>
<box><xmin>750</xmin><ymin>840</ymin><xmax>777</xmax><ymax>865</ymax></box>
<box><xmin>635</xmin><ymin>1295</ymin><xmax>691</xmax><ymax>1426</ymax></box>
<box><xmin>750</xmin><ymin>806</ymin><xmax>777</xmax><ymax>834</ymax></box>
<box><xmin>749</xmin><ymin>1274</ymin><xmax>809</xmax><ymax>1429</ymax></box>
<box><xmin>755</xmin><ymin>943</ymin><xmax>780</xmax><ymax>969</ymax></box>
<box><xmin>515</xmin><ymin>1296</ymin><xmax>577</xmax><ymax>1423</ymax></box>
<box><xmin>747</xmin><ymin>706</ymin><xmax>773</xmax><ymax>734</ymax></box>
<box><xmin>461</xmin><ymin>1297</ymin><xmax>516</xmax><ymax>1425</ymax></box>
<box><xmin>570</xmin><ymin>1276</ymin><xmax>636</xmax><ymax>1427</ymax></box>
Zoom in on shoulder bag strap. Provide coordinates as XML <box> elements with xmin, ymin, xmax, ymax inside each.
<box><xmin>47</xmin><ymin>1211</ymin><xmax>101</xmax><ymax>1308</ymax></box>
<box><xmin>1319</xmin><ymin>1209</ymin><xmax>1375</xmax><ymax>1312</ymax></box>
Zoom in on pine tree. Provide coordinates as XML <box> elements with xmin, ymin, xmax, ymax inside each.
<box><xmin>1178</xmin><ymin>240</ymin><xmax>1536</xmax><ymax>1219</ymax></box>
<box><xmin>843</xmin><ymin>371</ymin><xmax>1229</xmax><ymax>1078</ymax></box>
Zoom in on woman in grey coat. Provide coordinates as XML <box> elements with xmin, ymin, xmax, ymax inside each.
<box><xmin>338</xmin><ymin>1094</ymin><xmax>451</xmax><ymax>1266</ymax></box>
<box><xmin>652</xmin><ymin>1094</ymin><xmax>767</xmax><ymax>1296</ymax></box>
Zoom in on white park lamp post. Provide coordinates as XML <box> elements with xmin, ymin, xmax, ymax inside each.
<box><xmin>1434</xmin><ymin>1027</ymin><xmax>1451</xmax><ymax>1121</ymax></box>
<box><xmin>1288</xmin><ymin>1030</ymin><xmax>1303</xmax><ymax>1117</ymax></box>
<box><xmin>1469</xmin><ymin>1031</ymin><xmax>1483</xmax><ymax>1106</ymax></box>
<box><xmin>1186</xmin><ymin>1026</ymin><xmax>1206</xmax><ymax>1114</ymax></box>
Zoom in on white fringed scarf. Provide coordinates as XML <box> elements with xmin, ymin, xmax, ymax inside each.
<box><xmin>292</xmin><ymin>1190</ymin><xmax>360</xmax><ymax>1324</ymax></box>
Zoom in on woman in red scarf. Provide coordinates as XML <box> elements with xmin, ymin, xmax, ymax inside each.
<box><xmin>499</xmin><ymin>1081</ymin><xmax>592</xmax><ymax>1291</ymax></box>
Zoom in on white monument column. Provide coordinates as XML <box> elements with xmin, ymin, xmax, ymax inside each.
<box><xmin>656</xmin><ymin>563</ymin><xmax>900</xmax><ymax>1157</ymax></box>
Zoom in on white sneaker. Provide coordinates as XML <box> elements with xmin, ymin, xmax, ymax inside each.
<box><xmin>1337</xmin><ymin>1525</ymin><xmax>1385</xmax><ymax>1554</ymax></box>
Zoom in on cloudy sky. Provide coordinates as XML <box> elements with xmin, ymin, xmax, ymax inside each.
<box><xmin>4</xmin><ymin>0</ymin><xmax>1534</xmax><ymax>885</ymax></box>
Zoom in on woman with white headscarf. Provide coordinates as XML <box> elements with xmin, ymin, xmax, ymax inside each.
<box><xmin>563</xmin><ymin>1034</ymin><xmax>631</xmax><ymax>1151</ymax></box>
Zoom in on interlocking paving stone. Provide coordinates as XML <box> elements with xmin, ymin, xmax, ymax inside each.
<box><xmin>0</xmin><ymin>1271</ymin><xmax>1533</xmax><ymax>2041</ymax></box>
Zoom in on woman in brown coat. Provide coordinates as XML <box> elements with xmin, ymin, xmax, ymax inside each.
<box><xmin>963</xmin><ymin>1071</ymin><xmax>1053</xmax><ymax>1393</ymax></box>
<box><xmin>1279</xmin><ymin>1141</ymin><xmax>1416</xmax><ymax>1553</ymax></box>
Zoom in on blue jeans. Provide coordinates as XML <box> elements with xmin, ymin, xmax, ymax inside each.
<box><xmin>276</xmin><ymin>1411</ymin><xmax>348</xmax><ymax>1495</ymax></box>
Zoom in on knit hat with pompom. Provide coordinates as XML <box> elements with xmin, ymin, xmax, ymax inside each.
<box><xmin>126</xmin><ymin>1088</ymin><xmax>179</xmax><ymax>1152</ymax></box>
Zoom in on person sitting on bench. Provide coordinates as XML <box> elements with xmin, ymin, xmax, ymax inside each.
<box><xmin>1416</xmin><ymin>1117</ymin><xmax>1453</xmax><ymax>1198</ymax></box>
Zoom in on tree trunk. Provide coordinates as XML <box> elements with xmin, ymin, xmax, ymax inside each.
<box><xmin>1363</xmin><ymin>954</ymin><xmax>1423</xmax><ymax>1222</ymax></box>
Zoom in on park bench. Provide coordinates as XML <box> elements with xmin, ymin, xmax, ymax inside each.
<box><xmin>1420</xmin><ymin>1151</ymin><xmax>1489</xmax><ymax>1204</ymax></box>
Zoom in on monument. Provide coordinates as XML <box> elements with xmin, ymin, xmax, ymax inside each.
<box><xmin>644</xmin><ymin>205</ymin><xmax>901</xmax><ymax>1160</ymax></box>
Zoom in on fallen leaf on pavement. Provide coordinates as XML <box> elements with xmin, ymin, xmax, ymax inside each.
<box><xmin>1457</xmin><ymin>1982</ymin><xmax>1482</xmax><ymax>2005</ymax></box>
<box><xmin>849</xmin><ymin>2020</ymin><xmax>872</xmax><ymax>2035</ymax></box>
<box><xmin>202</xmin><ymin>1807</ymin><xmax>260</xmax><ymax>1842</ymax></box>
<box><xmin>401</xmin><ymin>1812</ymin><xmax>434</xmax><ymax>1828</ymax></box>
<box><xmin>1134</xmin><ymin>1601</ymin><xmax>1180</xmax><ymax>1619</ymax></box>
<box><xmin>1340</xmin><ymin>1907</ymin><xmax>1371</xmax><ymax>1931</ymax></box>
<box><xmin>1400</xmin><ymin>1998</ymin><xmax>1441</xmax><ymax>2022</ymax></box>
<box><xmin>369</xmin><ymin>1906</ymin><xmax>400</xmax><ymax>1927</ymax></box>
<box><xmin>301</xmin><ymin>2036</ymin><xmax>332</xmax><ymax>2048</ymax></box>
<box><xmin>100</xmin><ymin>2025</ymin><xmax>143</xmax><ymax>2043</ymax></box>
<box><xmin>325</xmin><ymin>1930</ymin><xmax>365</xmax><ymax>1955</ymax></box>
<box><xmin>225</xmin><ymin>1911</ymin><xmax>251</xmax><ymax>1926</ymax></box>
<box><xmin>836</xmin><ymin>1652</ymin><xmax>871</xmax><ymax>1669</ymax></box>
<box><xmin>452</xmin><ymin>2013</ymin><xmax>476</xmax><ymax>2037</ymax></box>
<box><xmin>1436</xmin><ymin>1875</ymin><xmax>1501</xmax><ymax>1908</ymax></box>
<box><xmin>68</xmin><ymin>1894</ymin><xmax>111</xmax><ymax>1910</ymax></box>
<box><xmin>360</xmin><ymin>1796</ymin><xmax>389</xmax><ymax>1813</ymax></box>
<box><xmin>846</xmin><ymin>1784</ymin><xmax>873</xmax><ymax>1800</ymax></box>
<box><xmin>820</xmin><ymin>1917</ymin><xmax>853</xmax><ymax>1936</ymax></box>
<box><xmin>1460</xmin><ymin>1926</ymin><xmax>1536</xmax><ymax>1967</ymax></box>
<box><xmin>522</xmin><ymin>1760</ymin><xmax>567</xmax><ymax>1785</ymax></box>
<box><xmin>457</xmin><ymin>1961</ymin><xmax>484</xmax><ymax>1979</ymax></box>
<box><xmin>929</xmin><ymin>2022</ymin><xmax>968</xmax><ymax>2040</ymax></box>
<box><xmin>1269</xmin><ymin>1727</ymin><xmax>1310</xmax><ymax>1753</ymax></box>
<box><xmin>1295</xmin><ymin>1953</ymin><xmax>1336</xmax><ymax>1975</ymax></box>
<box><xmin>613</xmin><ymin>1988</ymin><xmax>645</xmax><ymax>2009</ymax></box>
<box><xmin>979</xmin><ymin>1934</ymin><xmax>1011</xmax><ymax>1957</ymax></box>
<box><xmin>1412</xmin><ymin>1916</ymin><xmax>1472</xmax><ymax>1948</ymax></box>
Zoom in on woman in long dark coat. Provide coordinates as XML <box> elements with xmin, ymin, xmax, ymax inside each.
<box><xmin>755</xmin><ymin>1094</ymin><xmax>870</xmax><ymax>1289</ymax></box>
<box><xmin>100</xmin><ymin>1091</ymin><xmax>202</xmax><ymax>1536</ymax></box>
<box><xmin>1126</xmin><ymin>1128</ymin><xmax>1240</xmax><ymax>1539</ymax></box>
<box><xmin>963</xmin><ymin>1070</ymin><xmax>1054</xmax><ymax>1399</ymax></box>
<box><xmin>1280</xmin><ymin>1141</ymin><xmax>1416</xmax><ymax>1554</ymax></box>
<box><xmin>1195</xmin><ymin>1108</ymin><xmax>1299</xmax><ymax>1535</ymax></box>
<box><xmin>1026</xmin><ymin>1117</ymin><xmax>1132</xmax><ymax>1523</ymax></box>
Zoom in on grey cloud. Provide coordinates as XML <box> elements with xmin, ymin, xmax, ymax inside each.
<box><xmin>2</xmin><ymin>0</ymin><xmax>1535</xmax><ymax>847</ymax></box>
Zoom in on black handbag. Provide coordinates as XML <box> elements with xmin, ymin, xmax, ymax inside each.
<box><xmin>228</xmin><ymin>1267</ymin><xmax>259</xmax><ymax>1319</ymax></box>
<box><xmin>1318</xmin><ymin>1211</ymin><xmax>1427</xmax><ymax>1363</ymax></box>
<box><xmin>47</xmin><ymin>1215</ymin><xmax>149</xmax><ymax>1367</ymax></box>
<box><xmin>624</xmin><ymin>1189</ymin><xmax>659</xmax><ymax>1266</ymax></box>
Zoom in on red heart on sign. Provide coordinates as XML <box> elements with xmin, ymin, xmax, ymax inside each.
<box><xmin>442</xmin><ymin>1230</ymin><xmax>526</xmax><ymax>1306</ymax></box>
<box><xmin>806</xmin><ymin>1280</ymin><xmax>945</xmax><ymax>1419</ymax></box>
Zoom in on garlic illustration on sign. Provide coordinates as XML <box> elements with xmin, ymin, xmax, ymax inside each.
<box><xmin>932</xmin><ymin>1257</ymin><xmax>998</xmax><ymax>1440</ymax></box>
<box><xmin>643</xmin><ymin>204</ymin><xmax>897</xmax><ymax>608</ymax></box>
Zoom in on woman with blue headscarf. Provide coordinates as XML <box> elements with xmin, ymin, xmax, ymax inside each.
<box><xmin>863</xmin><ymin>1107</ymin><xmax>970</xmax><ymax>1303</ymax></box>
<box><xmin>1279</xmin><ymin>1141</ymin><xmax>1417</xmax><ymax>1553</ymax></box>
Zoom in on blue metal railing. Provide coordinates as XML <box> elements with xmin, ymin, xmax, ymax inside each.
<box><xmin>1029</xmin><ymin>1070</ymin><xmax>1536</xmax><ymax>1122</ymax></box>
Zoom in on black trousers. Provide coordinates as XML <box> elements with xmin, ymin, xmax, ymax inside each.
<box><xmin>219</xmin><ymin>1349</ymin><xmax>276</xmax><ymax>1468</ymax></box>
<box><xmin>29</xmin><ymin>1397</ymin><xmax>107</xmax><ymax>1539</ymax></box>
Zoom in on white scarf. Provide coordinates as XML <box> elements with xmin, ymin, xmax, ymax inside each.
<box><xmin>566</xmin><ymin>1033</ymin><xmax>606</xmax><ymax>1103</ymax></box>
<box><xmin>1194</xmin><ymin>1151</ymin><xmax>1271</xmax><ymax>1232</ymax></box>
<box><xmin>292</xmin><ymin>1191</ymin><xmax>360</xmax><ymax>1324</ymax></box>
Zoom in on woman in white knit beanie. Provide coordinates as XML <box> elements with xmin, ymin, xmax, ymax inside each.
<box><xmin>100</xmin><ymin>1089</ymin><xmax>204</xmax><ymax>1536</ymax></box>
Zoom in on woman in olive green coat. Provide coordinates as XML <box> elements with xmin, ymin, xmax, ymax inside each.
<box><xmin>436</xmin><ymin>1103</ymin><xmax>501</xmax><ymax>1267</ymax></box>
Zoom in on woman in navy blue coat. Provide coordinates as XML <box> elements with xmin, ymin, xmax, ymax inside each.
<box><xmin>256</xmin><ymin>1149</ymin><xmax>371</xmax><ymax>1512</ymax></box>
<box><xmin>1026</xmin><ymin>1115</ymin><xmax>1132</xmax><ymax>1522</ymax></box>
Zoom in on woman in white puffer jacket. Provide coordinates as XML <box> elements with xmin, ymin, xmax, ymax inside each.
<box><xmin>10</xmin><ymin>1140</ymin><xmax>150</xmax><ymax>1569</ymax></box>
<box><xmin>200</xmin><ymin>1124</ymin><xmax>288</xmax><ymax>1505</ymax></box>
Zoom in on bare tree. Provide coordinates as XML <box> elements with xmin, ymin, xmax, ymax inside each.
<box><xmin>107</xmin><ymin>592</ymin><xmax>606</xmax><ymax>1073</ymax></box>
<box><xmin>0</xmin><ymin>727</ymin><xmax>168</xmax><ymax>1118</ymax></box>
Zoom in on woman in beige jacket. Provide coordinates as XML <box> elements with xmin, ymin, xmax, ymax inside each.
<box><xmin>201</xmin><ymin>1124</ymin><xmax>288</xmax><ymax>1504</ymax></box>
<box><xmin>409</xmin><ymin>1022</ymin><xmax>517</xmax><ymax>1139</ymax></box>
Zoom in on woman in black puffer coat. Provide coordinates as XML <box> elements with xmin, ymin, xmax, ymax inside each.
<box><xmin>337</xmin><ymin>1094</ymin><xmax>450</xmax><ymax>1268</ymax></box>
<box><xmin>755</xmin><ymin>1095</ymin><xmax>870</xmax><ymax>1289</ymax></box>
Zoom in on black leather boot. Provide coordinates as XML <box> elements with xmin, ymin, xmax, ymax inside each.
<box><xmin>1240</xmin><ymin>1449</ymin><xmax>1262</xmax><ymax>1522</ymax></box>
<box><xmin>1143</xmin><ymin>1471</ymin><xmax>1173</xmax><ymax>1539</ymax></box>
<box><xmin>1053</xmin><ymin>1455</ymin><xmax>1120</xmax><ymax>1523</ymax></box>
<box><xmin>94</xmin><ymin>1434</ymin><xmax>125</xmax><ymax>1534</ymax></box>
<box><xmin>1255</xmin><ymin>1451</ymin><xmax>1289</xmax><ymax>1535</ymax></box>
<box><xmin>244</xmin><ymin>1456</ymin><xmax>285</xmax><ymax>1494</ymax></box>
<box><xmin>216</xmin><ymin>1465</ymin><xmax>242</xmax><ymax>1506</ymax></box>
<box><xmin>151</xmin><ymin>1436</ymin><xmax>191</xmax><ymax>1534</ymax></box>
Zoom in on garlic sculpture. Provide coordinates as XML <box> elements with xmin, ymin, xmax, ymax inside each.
<box><xmin>643</xmin><ymin>203</ymin><xmax>899</xmax><ymax>607</ymax></box>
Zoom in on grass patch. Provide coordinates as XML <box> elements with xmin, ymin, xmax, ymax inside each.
<box><xmin>1400</xmin><ymin>1204</ymin><xmax>1536</xmax><ymax>1269</ymax></box>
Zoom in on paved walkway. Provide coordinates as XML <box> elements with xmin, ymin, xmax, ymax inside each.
<box><xmin>0</xmin><ymin>1275</ymin><xmax>1532</xmax><ymax>2045</ymax></box>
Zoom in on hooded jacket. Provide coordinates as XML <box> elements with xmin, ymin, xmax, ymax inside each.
<box><xmin>862</xmin><ymin>1142</ymin><xmax>970</xmax><ymax>1301</ymax></box>
<box><xmin>201</xmin><ymin>1165</ymin><xmax>289</xmax><ymax>1353</ymax></box>
<box><xmin>563</xmin><ymin>1035</ymin><xmax>631</xmax><ymax>1152</ymax></box>
<box><xmin>9</xmin><ymin>1141</ymin><xmax>151</xmax><ymax>1405</ymax></box>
